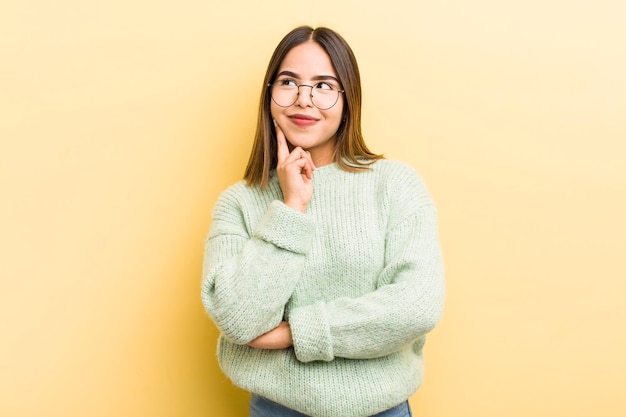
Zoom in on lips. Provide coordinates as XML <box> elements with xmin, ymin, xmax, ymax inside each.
<box><xmin>289</xmin><ymin>114</ymin><xmax>319</xmax><ymax>127</ymax></box>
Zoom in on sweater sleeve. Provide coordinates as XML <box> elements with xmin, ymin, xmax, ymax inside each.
<box><xmin>288</xmin><ymin>172</ymin><xmax>445</xmax><ymax>363</ymax></box>
<box><xmin>201</xmin><ymin>192</ymin><xmax>315</xmax><ymax>345</ymax></box>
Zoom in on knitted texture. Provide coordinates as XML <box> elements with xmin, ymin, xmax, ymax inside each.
<box><xmin>202</xmin><ymin>159</ymin><xmax>445</xmax><ymax>417</ymax></box>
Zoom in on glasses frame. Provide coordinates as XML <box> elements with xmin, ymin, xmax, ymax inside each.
<box><xmin>267</xmin><ymin>81</ymin><xmax>345</xmax><ymax>110</ymax></box>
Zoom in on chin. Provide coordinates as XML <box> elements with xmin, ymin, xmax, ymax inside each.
<box><xmin>284</xmin><ymin>134</ymin><xmax>316</xmax><ymax>149</ymax></box>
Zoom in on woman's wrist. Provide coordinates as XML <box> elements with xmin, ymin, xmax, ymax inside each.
<box><xmin>247</xmin><ymin>321</ymin><xmax>293</xmax><ymax>349</ymax></box>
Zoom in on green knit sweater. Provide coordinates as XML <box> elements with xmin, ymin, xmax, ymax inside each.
<box><xmin>202</xmin><ymin>159</ymin><xmax>445</xmax><ymax>417</ymax></box>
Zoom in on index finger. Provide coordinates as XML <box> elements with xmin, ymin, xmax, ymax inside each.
<box><xmin>274</xmin><ymin>120</ymin><xmax>289</xmax><ymax>163</ymax></box>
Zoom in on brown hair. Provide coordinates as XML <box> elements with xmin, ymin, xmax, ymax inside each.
<box><xmin>244</xmin><ymin>26</ymin><xmax>383</xmax><ymax>187</ymax></box>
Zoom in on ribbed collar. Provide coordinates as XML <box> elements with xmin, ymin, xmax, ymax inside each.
<box><xmin>311</xmin><ymin>162</ymin><xmax>343</xmax><ymax>183</ymax></box>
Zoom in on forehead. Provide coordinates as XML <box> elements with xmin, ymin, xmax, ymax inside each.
<box><xmin>278</xmin><ymin>41</ymin><xmax>337</xmax><ymax>77</ymax></box>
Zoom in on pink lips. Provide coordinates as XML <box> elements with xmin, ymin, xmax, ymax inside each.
<box><xmin>289</xmin><ymin>114</ymin><xmax>319</xmax><ymax>127</ymax></box>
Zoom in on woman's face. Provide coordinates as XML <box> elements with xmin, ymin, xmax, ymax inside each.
<box><xmin>270</xmin><ymin>41</ymin><xmax>344</xmax><ymax>167</ymax></box>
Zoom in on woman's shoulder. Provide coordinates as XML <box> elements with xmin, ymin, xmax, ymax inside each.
<box><xmin>215</xmin><ymin>177</ymin><xmax>280</xmax><ymax>208</ymax></box>
<box><xmin>369</xmin><ymin>159</ymin><xmax>424</xmax><ymax>184</ymax></box>
<box><xmin>369</xmin><ymin>159</ymin><xmax>433</xmax><ymax>207</ymax></box>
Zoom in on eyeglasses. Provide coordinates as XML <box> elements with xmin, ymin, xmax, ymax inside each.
<box><xmin>268</xmin><ymin>78</ymin><xmax>344</xmax><ymax>110</ymax></box>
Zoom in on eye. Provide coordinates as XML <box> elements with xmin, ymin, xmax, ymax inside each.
<box><xmin>315</xmin><ymin>81</ymin><xmax>335</xmax><ymax>91</ymax></box>
<box><xmin>276</xmin><ymin>78</ymin><xmax>297</xmax><ymax>87</ymax></box>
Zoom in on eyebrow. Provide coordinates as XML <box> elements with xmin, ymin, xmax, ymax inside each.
<box><xmin>276</xmin><ymin>70</ymin><xmax>340</xmax><ymax>83</ymax></box>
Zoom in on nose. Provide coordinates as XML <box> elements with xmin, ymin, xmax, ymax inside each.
<box><xmin>294</xmin><ymin>84</ymin><xmax>314</xmax><ymax>107</ymax></box>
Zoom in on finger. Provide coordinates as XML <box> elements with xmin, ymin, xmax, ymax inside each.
<box><xmin>285</xmin><ymin>148</ymin><xmax>315</xmax><ymax>177</ymax></box>
<box><xmin>290</xmin><ymin>154</ymin><xmax>315</xmax><ymax>180</ymax></box>
<box><xmin>275</xmin><ymin>120</ymin><xmax>289</xmax><ymax>163</ymax></box>
<box><xmin>302</xmin><ymin>163</ymin><xmax>313</xmax><ymax>180</ymax></box>
<box><xmin>284</xmin><ymin>147</ymin><xmax>313</xmax><ymax>165</ymax></box>
<box><xmin>285</xmin><ymin>149</ymin><xmax>315</xmax><ymax>177</ymax></box>
<box><xmin>304</xmin><ymin>151</ymin><xmax>316</xmax><ymax>170</ymax></box>
<box><xmin>301</xmin><ymin>151</ymin><xmax>316</xmax><ymax>179</ymax></box>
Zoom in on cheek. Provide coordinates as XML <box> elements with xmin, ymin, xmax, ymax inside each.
<box><xmin>325</xmin><ymin>106</ymin><xmax>344</xmax><ymax>127</ymax></box>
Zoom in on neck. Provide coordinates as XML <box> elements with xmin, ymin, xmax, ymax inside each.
<box><xmin>308</xmin><ymin>142</ymin><xmax>336</xmax><ymax>167</ymax></box>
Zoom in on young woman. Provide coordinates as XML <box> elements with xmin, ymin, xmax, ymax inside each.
<box><xmin>202</xmin><ymin>26</ymin><xmax>445</xmax><ymax>417</ymax></box>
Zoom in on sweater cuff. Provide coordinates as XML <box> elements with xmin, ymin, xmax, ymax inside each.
<box><xmin>289</xmin><ymin>301</ymin><xmax>334</xmax><ymax>362</ymax></box>
<box><xmin>253</xmin><ymin>200</ymin><xmax>315</xmax><ymax>254</ymax></box>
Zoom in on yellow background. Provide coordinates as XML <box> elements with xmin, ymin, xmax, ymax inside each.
<box><xmin>1</xmin><ymin>1</ymin><xmax>625</xmax><ymax>416</ymax></box>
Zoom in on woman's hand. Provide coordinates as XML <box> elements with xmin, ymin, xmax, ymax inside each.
<box><xmin>247</xmin><ymin>321</ymin><xmax>293</xmax><ymax>350</ymax></box>
<box><xmin>275</xmin><ymin>121</ymin><xmax>315</xmax><ymax>213</ymax></box>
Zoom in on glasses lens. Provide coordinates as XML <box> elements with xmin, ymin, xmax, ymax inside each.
<box><xmin>311</xmin><ymin>86</ymin><xmax>339</xmax><ymax>110</ymax></box>
<box><xmin>270</xmin><ymin>82</ymin><xmax>298</xmax><ymax>107</ymax></box>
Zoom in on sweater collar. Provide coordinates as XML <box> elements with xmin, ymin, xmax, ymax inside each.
<box><xmin>312</xmin><ymin>162</ymin><xmax>343</xmax><ymax>183</ymax></box>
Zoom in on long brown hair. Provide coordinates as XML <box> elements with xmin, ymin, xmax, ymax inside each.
<box><xmin>244</xmin><ymin>26</ymin><xmax>383</xmax><ymax>187</ymax></box>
